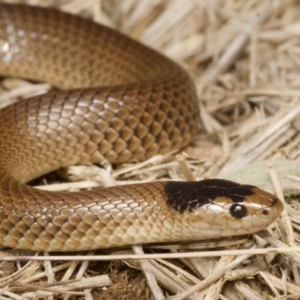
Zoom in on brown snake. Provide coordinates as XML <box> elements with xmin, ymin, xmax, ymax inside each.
<box><xmin>0</xmin><ymin>4</ymin><xmax>283</xmax><ymax>251</ymax></box>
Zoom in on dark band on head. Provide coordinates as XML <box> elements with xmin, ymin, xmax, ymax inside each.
<box><xmin>164</xmin><ymin>179</ymin><xmax>255</xmax><ymax>213</ymax></box>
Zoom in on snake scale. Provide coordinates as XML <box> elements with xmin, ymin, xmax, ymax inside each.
<box><xmin>0</xmin><ymin>4</ymin><xmax>283</xmax><ymax>251</ymax></box>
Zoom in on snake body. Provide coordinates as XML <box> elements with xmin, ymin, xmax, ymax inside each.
<box><xmin>0</xmin><ymin>4</ymin><xmax>283</xmax><ymax>251</ymax></box>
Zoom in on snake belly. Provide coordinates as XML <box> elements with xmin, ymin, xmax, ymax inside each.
<box><xmin>0</xmin><ymin>4</ymin><xmax>283</xmax><ymax>251</ymax></box>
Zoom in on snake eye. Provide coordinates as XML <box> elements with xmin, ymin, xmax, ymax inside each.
<box><xmin>230</xmin><ymin>204</ymin><xmax>247</xmax><ymax>219</ymax></box>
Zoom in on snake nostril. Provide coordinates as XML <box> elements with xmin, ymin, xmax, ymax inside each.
<box><xmin>262</xmin><ymin>209</ymin><xmax>269</xmax><ymax>216</ymax></box>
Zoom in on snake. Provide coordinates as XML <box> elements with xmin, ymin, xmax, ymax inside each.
<box><xmin>0</xmin><ymin>4</ymin><xmax>283</xmax><ymax>251</ymax></box>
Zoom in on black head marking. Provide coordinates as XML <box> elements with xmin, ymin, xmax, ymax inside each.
<box><xmin>230</xmin><ymin>204</ymin><xmax>247</xmax><ymax>219</ymax></box>
<box><xmin>229</xmin><ymin>186</ymin><xmax>255</xmax><ymax>202</ymax></box>
<box><xmin>164</xmin><ymin>181</ymin><xmax>211</xmax><ymax>213</ymax></box>
<box><xmin>165</xmin><ymin>179</ymin><xmax>256</xmax><ymax>213</ymax></box>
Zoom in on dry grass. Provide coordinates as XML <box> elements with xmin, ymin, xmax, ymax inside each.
<box><xmin>0</xmin><ymin>0</ymin><xmax>300</xmax><ymax>299</ymax></box>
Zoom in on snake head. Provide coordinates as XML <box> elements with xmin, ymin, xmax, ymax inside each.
<box><xmin>164</xmin><ymin>179</ymin><xmax>284</xmax><ymax>239</ymax></box>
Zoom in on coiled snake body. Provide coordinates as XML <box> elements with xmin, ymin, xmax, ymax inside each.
<box><xmin>0</xmin><ymin>4</ymin><xmax>283</xmax><ymax>251</ymax></box>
